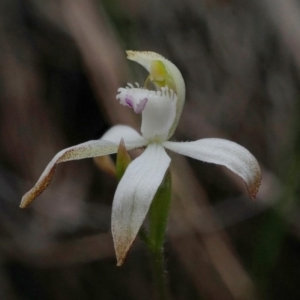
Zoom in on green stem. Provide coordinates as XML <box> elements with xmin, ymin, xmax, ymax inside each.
<box><xmin>150</xmin><ymin>246</ymin><xmax>169</xmax><ymax>300</ymax></box>
<box><xmin>139</xmin><ymin>227</ymin><xmax>168</xmax><ymax>299</ymax></box>
<box><xmin>144</xmin><ymin>170</ymin><xmax>172</xmax><ymax>300</ymax></box>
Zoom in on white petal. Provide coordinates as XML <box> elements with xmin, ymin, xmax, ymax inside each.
<box><xmin>101</xmin><ymin>125</ymin><xmax>146</xmax><ymax>149</ymax></box>
<box><xmin>164</xmin><ymin>139</ymin><xmax>261</xmax><ymax>199</ymax></box>
<box><xmin>141</xmin><ymin>87</ymin><xmax>177</xmax><ymax>141</ymax></box>
<box><xmin>20</xmin><ymin>140</ymin><xmax>118</xmax><ymax>208</ymax></box>
<box><xmin>112</xmin><ymin>143</ymin><xmax>171</xmax><ymax>265</ymax></box>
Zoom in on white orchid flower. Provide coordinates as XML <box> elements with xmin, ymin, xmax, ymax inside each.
<box><xmin>20</xmin><ymin>51</ymin><xmax>261</xmax><ymax>266</ymax></box>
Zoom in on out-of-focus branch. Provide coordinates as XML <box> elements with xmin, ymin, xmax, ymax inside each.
<box><xmin>259</xmin><ymin>0</ymin><xmax>300</xmax><ymax>67</ymax></box>
<box><xmin>60</xmin><ymin>0</ymin><xmax>137</xmax><ymax>128</ymax></box>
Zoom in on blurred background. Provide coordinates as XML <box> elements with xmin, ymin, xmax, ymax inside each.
<box><xmin>0</xmin><ymin>0</ymin><xmax>300</xmax><ymax>299</ymax></box>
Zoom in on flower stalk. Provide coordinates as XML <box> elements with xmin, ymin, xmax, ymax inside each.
<box><xmin>138</xmin><ymin>172</ymin><xmax>172</xmax><ymax>300</ymax></box>
<box><xmin>147</xmin><ymin>170</ymin><xmax>172</xmax><ymax>300</ymax></box>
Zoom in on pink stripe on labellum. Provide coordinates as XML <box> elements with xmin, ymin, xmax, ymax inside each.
<box><xmin>123</xmin><ymin>95</ymin><xmax>148</xmax><ymax>114</ymax></box>
<box><xmin>125</xmin><ymin>95</ymin><xmax>134</xmax><ymax>108</ymax></box>
<box><xmin>134</xmin><ymin>98</ymin><xmax>148</xmax><ymax>113</ymax></box>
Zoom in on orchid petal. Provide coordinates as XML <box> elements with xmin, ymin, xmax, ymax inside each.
<box><xmin>101</xmin><ymin>125</ymin><xmax>147</xmax><ymax>149</ymax></box>
<box><xmin>117</xmin><ymin>87</ymin><xmax>177</xmax><ymax>141</ymax></box>
<box><xmin>20</xmin><ymin>140</ymin><xmax>118</xmax><ymax>208</ymax></box>
<box><xmin>141</xmin><ymin>87</ymin><xmax>177</xmax><ymax>141</ymax></box>
<box><xmin>112</xmin><ymin>143</ymin><xmax>171</xmax><ymax>266</ymax></box>
<box><xmin>164</xmin><ymin>139</ymin><xmax>261</xmax><ymax>199</ymax></box>
<box><xmin>126</xmin><ymin>51</ymin><xmax>186</xmax><ymax>139</ymax></box>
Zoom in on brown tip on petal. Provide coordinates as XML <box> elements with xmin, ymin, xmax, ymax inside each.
<box><xmin>115</xmin><ymin>241</ymin><xmax>133</xmax><ymax>267</ymax></box>
<box><xmin>19</xmin><ymin>166</ymin><xmax>56</xmax><ymax>209</ymax></box>
<box><xmin>112</xmin><ymin>228</ymin><xmax>135</xmax><ymax>267</ymax></box>
<box><xmin>116</xmin><ymin>259</ymin><xmax>124</xmax><ymax>267</ymax></box>
<box><xmin>247</xmin><ymin>167</ymin><xmax>262</xmax><ymax>201</ymax></box>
